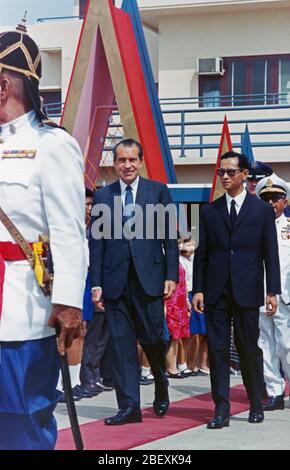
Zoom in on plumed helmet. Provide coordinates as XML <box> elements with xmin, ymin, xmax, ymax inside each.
<box><xmin>0</xmin><ymin>30</ymin><xmax>47</xmax><ymax>120</ymax></box>
<box><xmin>0</xmin><ymin>30</ymin><xmax>41</xmax><ymax>81</ymax></box>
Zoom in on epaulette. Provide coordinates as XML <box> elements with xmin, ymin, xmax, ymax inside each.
<box><xmin>40</xmin><ymin>120</ymin><xmax>67</xmax><ymax>132</ymax></box>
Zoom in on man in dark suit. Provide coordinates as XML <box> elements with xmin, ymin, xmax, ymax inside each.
<box><xmin>89</xmin><ymin>138</ymin><xmax>179</xmax><ymax>425</ymax></box>
<box><xmin>193</xmin><ymin>151</ymin><xmax>281</xmax><ymax>429</ymax></box>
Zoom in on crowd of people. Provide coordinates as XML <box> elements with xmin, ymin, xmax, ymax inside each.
<box><xmin>0</xmin><ymin>28</ymin><xmax>289</xmax><ymax>450</ymax></box>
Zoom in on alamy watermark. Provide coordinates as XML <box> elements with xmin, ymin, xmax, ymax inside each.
<box><xmin>90</xmin><ymin>197</ymin><xmax>200</xmax><ymax>241</ymax></box>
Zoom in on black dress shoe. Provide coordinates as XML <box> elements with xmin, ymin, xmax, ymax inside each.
<box><xmin>140</xmin><ymin>376</ymin><xmax>154</xmax><ymax>385</ymax></box>
<box><xmin>95</xmin><ymin>381</ymin><xmax>115</xmax><ymax>391</ymax></box>
<box><xmin>207</xmin><ymin>415</ymin><xmax>230</xmax><ymax>429</ymax></box>
<box><xmin>83</xmin><ymin>383</ymin><xmax>104</xmax><ymax>395</ymax></box>
<box><xmin>102</xmin><ymin>381</ymin><xmax>115</xmax><ymax>389</ymax></box>
<box><xmin>248</xmin><ymin>410</ymin><xmax>264</xmax><ymax>423</ymax></box>
<box><xmin>57</xmin><ymin>389</ymin><xmax>82</xmax><ymax>403</ymax></box>
<box><xmin>104</xmin><ymin>407</ymin><xmax>142</xmax><ymax>425</ymax></box>
<box><xmin>180</xmin><ymin>369</ymin><xmax>195</xmax><ymax>378</ymax></box>
<box><xmin>263</xmin><ymin>395</ymin><xmax>285</xmax><ymax>411</ymax></box>
<box><xmin>72</xmin><ymin>384</ymin><xmax>96</xmax><ymax>398</ymax></box>
<box><xmin>153</xmin><ymin>380</ymin><xmax>169</xmax><ymax>417</ymax></box>
<box><xmin>153</xmin><ymin>398</ymin><xmax>170</xmax><ymax>417</ymax></box>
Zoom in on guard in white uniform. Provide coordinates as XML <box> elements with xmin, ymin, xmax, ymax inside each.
<box><xmin>256</xmin><ymin>175</ymin><xmax>290</xmax><ymax>411</ymax></box>
<box><xmin>0</xmin><ymin>30</ymin><xmax>87</xmax><ymax>449</ymax></box>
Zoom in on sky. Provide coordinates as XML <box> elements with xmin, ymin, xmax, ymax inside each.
<box><xmin>0</xmin><ymin>0</ymin><xmax>75</xmax><ymax>26</ymax></box>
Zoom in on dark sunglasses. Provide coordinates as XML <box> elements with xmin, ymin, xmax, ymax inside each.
<box><xmin>260</xmin><ymin>193</ymin><xmax>286</xmax><ymax>203</ymax></box>
<box><xmin>217</xmin><ymin>168</ymin><xmax>241</xmax><ymax>178</ymax></box>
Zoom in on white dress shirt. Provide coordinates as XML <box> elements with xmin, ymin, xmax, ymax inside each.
<box><xmin>225</xmin><ymin>188</ymin><xmax>247</xmax><ymax>215</ymax></box>
<box><xmin>119</xmin><ymin>176</ymin><xmax>139</xmax><ymax>206</ymax></box>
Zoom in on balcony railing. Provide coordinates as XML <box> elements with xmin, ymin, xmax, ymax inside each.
<box><xmin>44</xmin><ymin>92</ymin><xmax>290</xmax><ymax>159</ymax></box>
<box><xmin>160</xmin><ymin>92</ymin><xmax>290</xmax><ymax>107</ymax></box>
<box><xmin>44</xmin><ymin>92</ymin><xmax>290</xmax><ymax>115</ymax></box>
<box><xmin>37</xmin><ymin>16</ymin><xmax>80</xmax><ymax>22</ymax></box>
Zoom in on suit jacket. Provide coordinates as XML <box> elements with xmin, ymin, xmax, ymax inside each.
<box><xmin>89</xmin><ymin>177</ymin><xmax>179</xmax><ymax>300</ymax></box>
<box><xmin>193</xmin><ymin>192</ymin><xmax>281</xmax><ymax>308</ymax></box>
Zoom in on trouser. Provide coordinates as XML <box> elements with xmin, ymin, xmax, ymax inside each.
<box><xmin>230</xmin><ymin>319</ymin><xmax>240</xmax><ymax>370</ymax></box>
<box><xmin>206</xmin><ymin>294</ymin><xmax>264</xmax><ymax>415</ymax></box>
<box><xmin>0</xmin><ymin>336</ymin><xmax>59</xmax><ymax>450</ymax></box>
<box><xmin>259</xmin><ymin>300</ymin><xmax>290</xmax><ymax>396</ymax></box>
<box><xmin>105</xmin><ymin>263</ymin><xmax>168</xmax><ymax>410</ymax></box>
<box><xmin>80</xmin><ymin>310</ymin><xmax>112</xmax><ymax>386</ymax></box>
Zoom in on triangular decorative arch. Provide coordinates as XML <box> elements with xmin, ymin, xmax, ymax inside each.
<box><xmin>61</xmin><ymin>0</ymin><xmax>176</xmax><ymax>189</ymax></box>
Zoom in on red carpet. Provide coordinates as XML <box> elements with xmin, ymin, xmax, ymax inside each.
<box><xmin>56</xmin><ymin>384</ymin><xmax>249</xmax><ymax>450</ymax></box>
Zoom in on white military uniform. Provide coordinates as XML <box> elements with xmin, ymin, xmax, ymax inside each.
<box><xmin>259</xmin><ymin>212</ymin><xmax>290</xmax><ymax>396</ymax></box>
<box><xmin>0</xmin><ymin>110</ymin><xmax>87</xmax><ymax>341</ymax></box>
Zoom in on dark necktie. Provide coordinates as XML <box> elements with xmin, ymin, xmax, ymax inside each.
<box><xmin>230</xmin><ymin>199</ymin><xmax>237</xmax><ymax>228</ymax></box>
<box><xmin>123</xmin><ymin>185</ymin><xmax>134</xmax><ymax>224</ymax></box>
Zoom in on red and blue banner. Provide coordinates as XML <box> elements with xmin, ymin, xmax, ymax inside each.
<box><xmin>210</xmin><ymin>116</ymin><xmax>233</xmax><ymax>202</ymax></box>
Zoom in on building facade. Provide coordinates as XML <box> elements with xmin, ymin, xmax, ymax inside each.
<box><xmin>1</xmin><ymin>0</ymin><xmax>290</xmax><ymax>203</ymax></box>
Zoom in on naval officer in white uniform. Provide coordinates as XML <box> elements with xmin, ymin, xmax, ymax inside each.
<box><xmin>0</xmin><ymin>30</ymin><xmax>87</xmax><ymax>449</ymax></box>
<box><xmin>256</xmin><ymin>174</ymin><xmax>290</xmax><ymax>411</ymax></box>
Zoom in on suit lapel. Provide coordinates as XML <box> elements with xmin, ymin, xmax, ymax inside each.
<box><xmin>233</xmin><ymin>192</ymin><xmax>252</xmax><ymax>230</ymax></box>
<box><xmin>219</xmin><ymin>195</ymin><xmax>231</xmax><ymax>232</ymax></box>
<box><xmin>135</xmin><ymin>177</ymin><xmax>149</xmax><ymax>223</ymax></box>
<box><xmin>135</xmin><ymin>177</ymin><xmax>149</xmax><ymax>207</ymax></box>
<box><xmin>109</xmin><ymin>180</ymin><xmax>122</xmax><ymax>224</ymax></box>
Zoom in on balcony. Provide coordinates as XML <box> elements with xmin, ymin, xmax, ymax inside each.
<box><xmin>45</xmin><ymin>92</ymin><xmax>290</xmax><ymax>164</ymax></box>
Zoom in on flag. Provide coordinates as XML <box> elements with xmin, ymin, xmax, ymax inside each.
<box><xmin>241</xmin><ymin>124</ymin><xmax>254</xmax><ymax>162</ymax></box>
<box><xmin>209</xmin><ymin>116</ymin><xmax>233</xmax><ymax>202</ymax></box>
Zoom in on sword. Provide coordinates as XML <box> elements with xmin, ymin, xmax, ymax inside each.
<box><xmin>44</xmin><ymin>240</ymin><xmax>83</xmax><ymax>449</ymax></box>
<box><xmin>0</xmin><ymin>207</ymin><xmax>52</xmax><ymax>295</ymax></box>
<box><xmin>49</xmin><ymin>251</ymin><xmax>83</xmax><ymax>450</ymax></box>
<box><xmin>56</xmin><ymin>324</ymin><xmax>84</xmax><ymax>451</ymax></box>
<box><xmin>0</xmin><ymin>206</ymin><xmax>35</xmax><ymax>267</ymax></box>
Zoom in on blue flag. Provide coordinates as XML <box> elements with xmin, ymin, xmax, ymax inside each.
<box><xmin>241</xmin><ymin>124</ymin><xmax>254</xmax><ymax>162</ymax></box>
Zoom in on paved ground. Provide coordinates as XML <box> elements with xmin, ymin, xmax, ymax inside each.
<box><xmin>55</xmin><ymin>373</ymin><xmax>290</xmax><ymax>450</ymax></box>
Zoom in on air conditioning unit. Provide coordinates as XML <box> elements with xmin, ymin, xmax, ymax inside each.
<box><xmin>197</xmin><ymin>57</ymin><xmax>224</xmax><ymax>75</ymax></box>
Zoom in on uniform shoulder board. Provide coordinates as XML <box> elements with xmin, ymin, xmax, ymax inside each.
<box><xmin>40</xmin><ymin>119</ymin><xmax>67</xmax><ymax>132</ymax></box>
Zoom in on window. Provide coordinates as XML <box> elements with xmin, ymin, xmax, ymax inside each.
<box><xmin>280</xmin><ymin>59</ymin><xmax>290</xmax><ymax>104</ymax></box>
<box><xmin>230</xmin><ymin>60</ymin><xmax>247</xmax><ymax>106</ymax></box>
<box><xmin>252</xmin><ymin>59</ymin><xmax>267</xmax><ymax>104</ymax></box>
<box><xmin>199</xmin><ymin>54</ymin><xmax>290</xmax><ymax>107</ymax></box>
